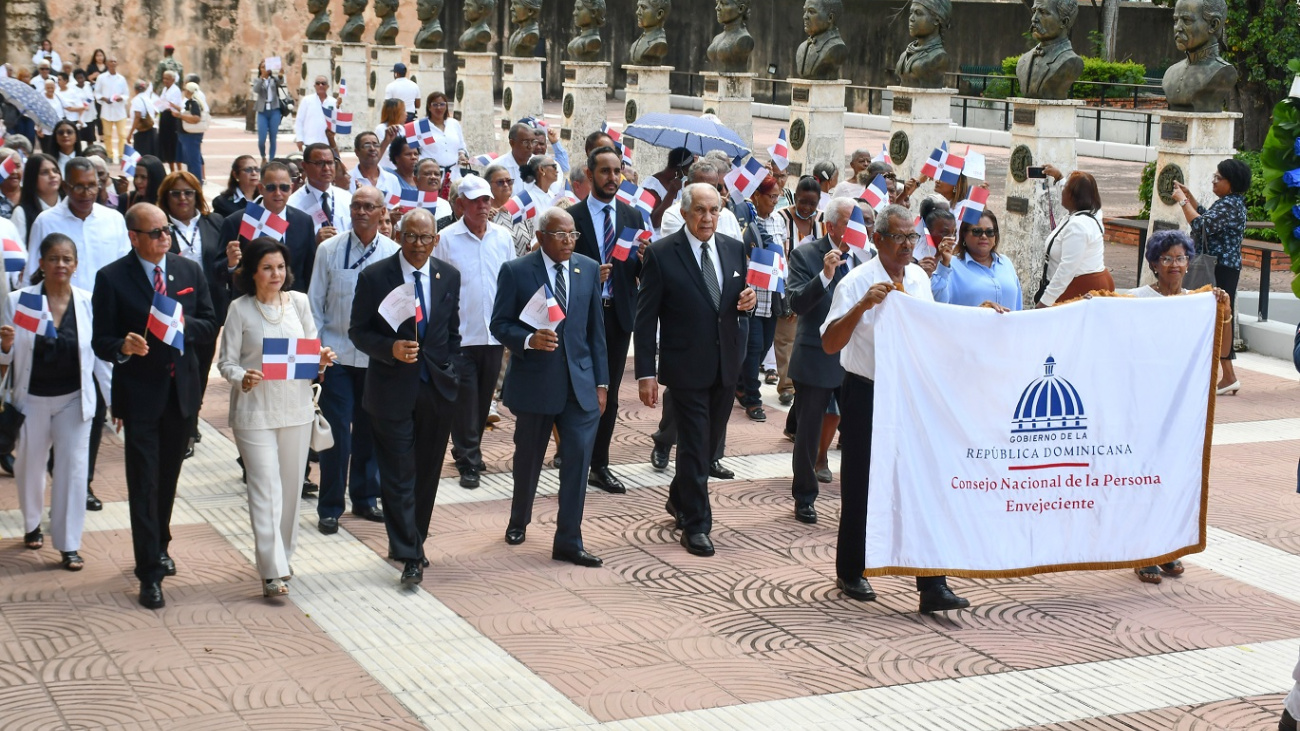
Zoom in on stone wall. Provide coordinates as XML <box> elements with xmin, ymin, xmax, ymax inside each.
<box><xmin>3</xmin><ymin>0</ymin><xmax>1178</xmax><ymax>114</ymax></box>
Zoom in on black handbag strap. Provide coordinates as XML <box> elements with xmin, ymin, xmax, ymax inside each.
<box><xmin>1035</xmin><ymin>212</ymin><xmax>1100</xmax><ymax>303</ymax></box>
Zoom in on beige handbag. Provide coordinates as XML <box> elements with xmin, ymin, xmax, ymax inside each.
<box><xmin>309</xmin><ymin>383</ymin><xmax>334</xmax><ymax>451</ymax></box>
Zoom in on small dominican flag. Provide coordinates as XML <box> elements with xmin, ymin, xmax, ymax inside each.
<box><xmin>615</xmin><ymin>180</ymin><xmax>655</xmax><ymax>226</ymax></box>
<box><xmin>612</xmin><ymin>226</ymin><xmax>648</xmax><ymax>262</ymax></box>
<box><xmin>871</xmin><ymin>144</ymin><xmax>892</xmax><ymax>165</ymax></box>
<box><xmin>403</xmin><ymin>118</ymin><xmax>437</xmax><ymax>148</ymax></box>
<box><xmin>544</xmin><ymin>283</ymin><xmax>565</xmax><ymax>322</ymax></box>
<box><xmin>746</xmin><ymin>246</ymin><xmax>785</xmax><ymax>293</ymax></box>
<box><xmin>959</xmin><ymin>186</ymin><xmax>990</xmax><ymax>225</ymax></box>
<box><xmin>861</xmin><ymin>174</ymin><xmax>890</xmax><ymax>212</ymax></box>
<box><xmin>326</xmin><ymin>107</ymin><xmax>353</xmax><ymax>136</ymax></box>
<box><xmin>843</xmin><ymin>205</ymin><xmax>871</xmax><ymax>253</ymax></box>
<box><xmin>504</xmin><ymin>190</ymin><xmax>537</xmax><ymax>223</ymax></box>
<box><xmin>338</xmin><ymin>79</ymin><xmax>347</xmax><ymax>98</ymax></box>
<box><xmin>261</xmin><ymin>338</ymin><xmax>322</xmax><ymax>380</ymax></box>
<box><xmin>723</xmin><ymin>157</ymin><xmax>767</xmax><ymax>205</ymax></box>
<box><xmin>122</xmin><ymin>145</ymin><xmax>142</xmax><ymax>176</ymax></box>
<box><xmin>239</xmin><ymin>202</ymin><xmax>289</xmax><ymax>242</ymax></box>
<box><xmin>767</xmin><ymin>129</ymin><xmax>789</xmax><ymax>171</ymax></box>
<box><xmin>2</xmin><ymin>238</ymin><xmax>25</xmax><ymax>273</ymax></box>
<box><xmin>0</xmin><ymin>154</ymin><xmax>18</xmax><ymax>183</ymax></box>
<box><xmin>919</xmin><ymin>142</ymin><xmax>948</xmax><ymax>179</ymax></box>
<box><xmin>398</xmin><ymin>189</ymin><xmax>440</xmax><ymax>212</ymax></box>
<box><xmin>473</xmin><ymin>152</ymin><xmax>500</xmax><ymax>167</ymax></box>
<box><xmin>939</xmin><ymin>152</ymin><xmax>966</xmax><ymax>186</ymax></box>
<box><xmin>147</xmin><ymin>292</ymin><xmax>185</xmax><ymax>353</ymax></box>
<box><xmin>913</xmin><ymin>215</ymin><xmax>936</xmax><ymax>260</ymax></box>
<box><xmin>621</xmin><ymin>143</ymin><xmax>634</xmax><ymax>168</ymax></box>
<box><xmin>601</xmin><ymin>121</ymin><xmax>622</xmax><ymax>147</ymax></box>
<box><xmin>13</xmin><ymin>291</ymin><xmax>56</xmax><ymax>337</ymax></box>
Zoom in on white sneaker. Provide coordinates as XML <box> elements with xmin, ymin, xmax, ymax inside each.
<box><xmin>487</xmin><ymin>400</ymin><xmax>501</xmax><ymax>424</ymax></box>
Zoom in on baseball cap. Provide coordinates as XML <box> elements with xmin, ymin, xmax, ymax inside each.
<box><xmin>164</xmin><ymin>44</ymin><xmax>175</xmax><ymax>51</ymax></box>
<box><xmin>458</xmin><ymin>174</ymin><xmax>492</xmax><ymax>200</ymax></box>
<box><xmin>393</xmin><ymin>62</ymin><xmax>407</xmax><ymax>75</ymax></box>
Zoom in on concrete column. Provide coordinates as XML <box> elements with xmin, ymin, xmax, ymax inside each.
<box><xmin>454</xmin><ymin>51</ymin><xmax>498</xmax><ymax>159</ymax></box>
<box><xmin>786</xmin><ymin>78</ymin><xmax>847</xmax><ymax>178</ymax></box>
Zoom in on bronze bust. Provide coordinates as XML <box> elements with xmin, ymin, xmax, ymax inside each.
<box><xmin>1015</xmin><ymin>0</ymin><xmax>1083</xmax><ymax>99</ymax></box>
<box><xmin>566</xmin><ymin>0</ymin><xmax>607</xmax><ymax>62</ymax></box>
<box><xmin>506</xmin><ymin>0</ymin><xmax>543</xmax><ymax>57</ymax></box>
<box><xmin>458</xmin><ymin>0</ymin><xmax>496</xmax><ymax>53</ymax></box>
<box><xmin>306</xmin><ymin>0</ymin><xmax>331</xmax><ymax>41</ymax></box>
<box><xmin>414</xmin><ymin>0</ymin><xmax>444</xmax><ymax>49</ymax></box>
<box><xmin>1162</xmin><ymin>0</ymin><xmax>1237</xmax><ymax>112</ymax></box>
<box><xmin>794</xmin><ymin>0</ymin><xmax>848</xmax><ymax>81</ymax></box>
<box><xmin>707</xmin><ymin>0</ymin><xmax>755</xmax><ymax>74</ymax></box>
<box><xmin>629</xmin><ymin>0</ymin><xmax>670</xmax><ymax>66</ymax></box>
<box><xmin>373</xmin><ymin>0</ymin><xmax>399</xmax><ymax>46</ymax></box>
<box><xmin>339</xmin><ymin>0</ymin><xmax>368</xmax><ymax>43</ymax></box>
<box><xmin>894</xmin><ymin>0</ymin><xmax>951</xmax><ymax>88</ymax></box>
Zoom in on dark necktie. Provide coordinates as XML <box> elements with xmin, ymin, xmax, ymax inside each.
<box><xmin>553</xmin><ymin>262</ymin><xmax>567</xmax><ymax>314</ymax></box>
<box><xmin>320</xmin><ymin>190</ymin><xmax>333</xmax><ymax>226</ymax></box>
<box><xmin>601</xmin><ymin>204</ymin><xmax>615</xmax><ymax>299</ymax></box>
<box><xmin>699</xmin><ymin>242</ymin><xmax>721</xmax><ymax>310</ymax></box>
<box><xmin>412</xmin><ymin>270</ymin><xmax>429</xmax><ymax>382</ymax></box>
<box><xmin>154</xmin><ymin>266</ymin><xmax>174</xmax><ymax>376</ymax></box>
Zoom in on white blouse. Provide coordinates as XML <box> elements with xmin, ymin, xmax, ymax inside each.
<box><xmin>1040</xmin><ymin>209</ymin><xmax>1106</xmax><ymax>306</ymax></box>
<box><xmin>218</xmin><ymin>292</ymin><xmax>318</xmax><ymax>431</ymax></box>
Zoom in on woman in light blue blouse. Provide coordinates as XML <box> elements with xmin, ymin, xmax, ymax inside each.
<box><xmin>931</xmin><ymin>210</ymin><xmax>1023</xmax><ymax>311</ymax></box>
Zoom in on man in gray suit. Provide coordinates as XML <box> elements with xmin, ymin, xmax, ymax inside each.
<box><xmin>490</xmin><ymin>207</ymin><xmax>609</xmax><ymax>567</ymax></box>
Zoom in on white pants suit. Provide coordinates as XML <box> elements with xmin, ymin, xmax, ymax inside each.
<box><xmin>16</xmin><ymin>392</ymin><xmax>92</xmax><ymax>551</ymax></box>
<box><xmin>234</xmin><ymin>422</ymin><xmax>311</xmax><ymax>580</ymax></box>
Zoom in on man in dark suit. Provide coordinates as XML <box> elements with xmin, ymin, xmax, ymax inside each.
<box><xmin>635</xmin><ymin>183</ymin><xmax>756</xmax><ymax>557</ymax></box>
<box><xmin>349</xmin><ymin>207</ymin><xmax>460</xmax><ymax>586</ymax></box>
<box><xmin>785</xmin><ymin>198</ymin><xmax>858</xmax><ymax>530</ymax></box>
<box><xmin>490</xmin><ymin>207</ymin><xmax>608</xmax><ymax>567</ymax></box>
<box><xmin>568</xmin><ymin>145</ymin><xmax>646</xmax><ymax>494</ymax></box>
<box><xmin>91</xmin><ymin>202</ymin><xmax>217</xmax><ymax>609</ymax></box>
<box><xmin>216</xmin><ymin>161</ymin><xmax>317</xmax><ymax>296</ymax></box>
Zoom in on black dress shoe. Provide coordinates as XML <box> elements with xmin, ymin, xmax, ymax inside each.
<box><xmin>86</xmin><ymin>487</ymin><xmax>103</xmax><ymax>511</ymax></box>
<box><xmin>664</xmin><ymin>500</ymin><xmax>684</xmax><ymax>529</ymax></box>
<box><xmin>588</xmin><ymin>466</ymin><xmax>626</xmax><ymax>493</ymax></box>
<box><xmin>552</xmin><ymin>548</ymin><xmax>603</xmax><ymax>567</ymax></box>
<box><xmin>139</xmin><ymin>581</ymin><xmax>165</xmax><ymax>609</ymax></box>
<box><xmin>193</xmin><ymin>431</ymin><xmax>202</xmax><ymax>444</ymax></box>
<box><xmin>160</xmin><ymin>553</ymin><xmax>177</xmax><ymax>576</ymax></box>
<box><xmin>1281</xmin><ymin>708</ymin><xmax>1297</xmax><ymax>731</ymax></box>
<box><xmin>318</xmin><ymin>516</ymin><xmax>339</xmax><ymax>535</ymax></box>
<box><xmin>391</xmin><ymin>551</ymin><xmax>431</xmax><ymax>568</ymax></box>
<box><xmin>505</xmin><ymin>527</ymin><xmax>526</xmax><ymax>545</ymax></box>
<box><xmin>302</xmin><ymin>480</ymin><xmax>318</xmax><ymax>498</ymax></box>
<box><xmin>552</xmin><ymin>454</ymin><xmax>562</xmax><ymax>469</ymax></box>
<box><xmin>836</xmin><ymin>576</ymin><xmax>877</xmax><ymax>601</ymax></box>
<box><xmin>351</xmin><ymin>505</ymin><xmax>384</xmax><ymax>522</ymax></box>
<box><xmin>0</xmin><ymin>452</ymin><xmax>15</xmax><ymax>475</ymax></box>
<box><xmin>795</xmin><ymin>504</ymin><xmax>818</xmax><ymax>524</ymax></box>
<box><xmin>708</xmin><ymin>461</ymin><xmax>735</xmax><ymax>480</ymax></box>
<box><xmin>681</xmin><ymin>532</ymin><xmax>715</xmax><ymax>557</ymax></box>
<box><xmin>815</xmin><ymin>468</ymin><xmax>833</xmax><ymax>484</ymax></box>
<box><xmin>649</xmin><ymin>443</ymin><xmax>670</xmax><ymax>471</ymax></box>
<box><xmin>919</xmin><ymin>585</ymin><xmax>971</xmax><ymax>614</ymax></box>
<box><xmin>459</xmin><ymin>470</ymin><xmax>480</xmax><ymax>489</ymax></box>
<box><xmin>183</xmin><ymin>439</ymin><xmax>195</xmax><ymax>460</ymax></box>
<box><xmin>400</xmin><ymin>560</ymin><xmax>423</xmax><ymax>586</ymax></box>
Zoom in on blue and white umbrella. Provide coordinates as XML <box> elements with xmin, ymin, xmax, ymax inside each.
<box><xmin>0</xmin><ymin>77</ymin><xmax>61</xmax><ymax>131</ymax></box>
<box><xmin>622</xmin><ymin>112</ymin><xmax>750</xmax><ymax>159</ymax></box>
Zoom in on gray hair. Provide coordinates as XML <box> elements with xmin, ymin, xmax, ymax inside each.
<box><xmin>702</xmin><ymin>150</ymin><xmax>732</xmax><ymax>169</ymax></box>
<box><xmin>6</xmin><ymin>135</ymin><xmax>32</xmax><ymax>156</ymax></box>
<box><xmin>686</xmin><ymin>160</ymin><xmax>719</xmax><ymax>183</ymax></box>
<box><xmin>850</xmin><ymin>148</ymin><xmax>872</xmax><ymax>161</ymax></box>
<box><xmin>874</xmin><ymin>204</ymin><xmax>911</xmax><ymax>235</ymax></box>
<box><xmin>866</xmin><ymin>161</ymin><xmax>893</xmax><ymax>179</ymax></box>
<box><xmin>527</xmin><ymin>154</ymin><xmax>556</xmax><ymax>171</ymax></box>
<box><xmin>482</xmin><ymin>163</ymin><xmax>509</xmax><ymax>183</ymax></box>
<box><xmin>812</xmin><ymin>160</ymin><xmax>838</xmax><ymax>183</ymax></box>
<box><xmin>398</xmin><ymin>207</ymin><xmax>437</xmax><ymax>233</ymax></box>
<box><xmin>134</xmin><ymin>79</ymin><xmax>149</xmax><ymax>92</ymax></box>
<box><xmin>415</xmin><ymin>157</ymin><xmax>443</xmax><ymax>176</ymax></box>
<box><xmin>508</xmin><ymin>122</ymin><xmax>534</xmax><ymax>143</ymax></box>
<box><xmin>822</xmin><ymin>197</ymin><xmax>856</xmax><ymax>226</ymax></box>
<box><xmin>163</xmin><ymin>70</ymin><xmax>176</xmax><ymax>82</ymax></box>
<box><xmin>85</xmin><ymin>155</ymin><xmax>109</xmax><ymax>175</ymax></box>
<box><xmin>64</xmin><ymin>156</ymin><xmax>96</xmax><ymax>178</ymax></box>
<box><xmin>680</xmin><ymin>182</ymin><xmax>720</xmax><ymax>215</ymax></box>
<box><xmin>568</xmin><ymin>166</ymin><xmax>588</xmax><ymax>184</ymax></box>
<box><xmin>535</xmin><ymin>206</ymin><xmax>573</xmax><ymax>234</ymax></box>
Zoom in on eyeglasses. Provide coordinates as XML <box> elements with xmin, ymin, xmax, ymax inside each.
<box><xmin>304</xmin><ymin>158</ymin><xmax>337</xmax><ymax>168</ymax></box>
<box><xmin>167</xmin><ymin>189</ymin><xmax>196</xmax><ymax>199</ymax></box>
<box><xmin>358</xmin><ymin>141</ymin><xmax>380</xmax><ymax>150</ymax></box>
<box><xmin>263</xmin><ymin>183</ymin><xmax>292</xmax><ymax>193</ymax></box>
<box><xmin>429</xmin><ymin>102</ymin><xmax>447</xmax><ymax>108</ymax></box>
<box><xmin>1158</xmin><ymin>255</ymin><xmax>1190</xmax><ymax>265</ymax></box>
<box><xmin>130</xmin><ymin>227</ymin><xmax>171</xmax><ymax>240</ymax></box>
<box><xmin>968</xmin><ymin>227</ymin><xmax>997</xmax><ymax>238</ymax></box>
<box><xmin>882</xmin><ymin>232</ymin><xmax>922</xmax><ymax>245</ymax></box>
<box><xmin>882</xmin><ymin>172</ymin><xmax>897</xmax><ymax>181</ymax></box>
<box><xmin>314</xmin><ymin>81</ymin><xmax>328</xmax><ymax>86</ymax></box>
<box><xmin>68</xmin><ymin>183</ymin><xmax>98</xmax><ymax>195</ymax></box>
<box><xmin>238</xmin><ymin>166</ymin><xmax>259</xmax><ymax>175</ymax></box>
<box><xmin>491</xmin><ymin>178</ymin><xmax>515</xmax><ymax>187</ymax></box>
<box><xmin>350</xmin><ymin>202</ymin><xmax>381</xmax><ymax>214</ymax></box>
<box><xmin>402</xmin><ymin>232</ymin><xmax>437</xmax><ymax>245</ymax></box>
<box><xmin>538</xmin><ymin>231</ymin><xmax>581</xmax><ymax>241</ymax></box>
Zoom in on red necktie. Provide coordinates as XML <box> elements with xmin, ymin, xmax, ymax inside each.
<box><xmin>155</xmin><ymin>266</ymin><xmax>174</xmax><ymax>376</ymax></box>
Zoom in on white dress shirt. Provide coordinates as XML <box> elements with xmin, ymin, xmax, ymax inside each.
<box><xmin>129</xmin><ymin>93</ymin><xmax>159</xmax><ymax>129</ymax></box>
<box><xmin>30</xmin><ymin>74</ymin><xmax>55</xmax><ymax>92</ymax></box>
<box><xmin>817</xmin><ymin>245</ymin><xmax>867</xmax><ymax>289</ymax></box>
<box><xmin>431</xmin><ymin>218</ymin><xmax>515</xmax><ymax>346</ymax></box>
<box><xmin>683</xmin><ymin>227</ymin><xmax>725</xmax><ymax>292</ymax></box>
<box><xmin>25</xmin><ymin>200</ymin><xmax>131</xmax><ymax>291</ymax></box>
<box><xmin>659</xmin><ymin>202</ymin><xmax>743</xmax><ymax>241</ymax></box>
<box><xmin>523</xmin><ymin>249</ymin><xmax>570</xmax><ymax>350</ymax></box>
<box><xmin>384</xmin><ymin>77</ymin><xmax>421</xmax><ymax>116</ymax></box>
<box><xmin>288</xmin><ymin>183</ymin><xmax>352</xmax><ymax>233</ymax></box>
<box><xmin>94</xmin><ymin>72</ymin><xmax>130</xmax><ymax>121</ymax></box>
<box><xmin>309</xmin><ymin>230</ymin><xmax>400</xmax><ymax>368</ymax></box>
<box><xmin>158</xmin><ymin>82</ymin><xmax>183</xmax><ymax>114</ymax></box>
<box><xmin>399</xmin><ymin>253</ymin><xmax>433</xmax><ymax>322</ymax></box>
<box><xmin>821</xmin><ymin>255</ymin><xmax>932</xmax><ymax>381</ymax></box>
<box><xmin>32</xmin><ymin>50</ymin><xmax>62</xmax><ymax>73</ymax></box>
<box><xmin>55</xmin><ymin>89</ymin><xmax>83</xmax><ymax>122</ymax></box>
<box><xmin>349</xmin><ymin>165</ymin><xmax>402</xmax><ymax>203</ymax></box>
<box><xmin>498</xmin><ymin>154</ymin><xmax>529</xmax><ymax>196</ymax></box>
<box><xmin>76</xmin><ymin>83</ymin><xmax>97</xmax><ymax>124</ymax></box>
<box><xmin>169</xmin><ymin>215</ymin><xmax>204</xmax><ymax>266</ymax></box>
<box><xmin>424</xmin><ymin>118</ymin><xmax>466</xmax><ymax>177</ymax></box>
<box><xmin>1039</xmin><ymin>210</ymin><xmax>1107</xmax><ymax>306</ymax></box>
<box><xmin>294</xmin><ymin>93</ymin><xmax>334</xmax><ymax>147</ymax></box>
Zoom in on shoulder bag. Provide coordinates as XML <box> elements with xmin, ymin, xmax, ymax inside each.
<box><xmin>1183</xmin><ymin>221</ymin><xmax>1217</xmax><ymax>290</ymax></box>
<box><xmin>275</xmin><ymin>79</ymin><xmax>294</xmax><ymax>117</ymax></box>
<box><xmin>309</xmin><ymin>382</ymin><xmax>334</xmax><ymax>451</ymax></box>
<box><xmin>0</xmin><ymin>367</ymin><xmax>26</xmax><ymax>454</ymax></box>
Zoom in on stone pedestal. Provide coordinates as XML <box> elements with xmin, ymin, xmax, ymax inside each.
<box><xmin>1001</xmin><ymin>98</ymin><xmax>1083</xmax><ymax>308</ymax></box>
<box><xmin>333</xmin><ymin>43</ymin><xmax>371</xmax><ymax>152</ymax></box>
<box><xmin>623</xmin><ymin>66</ymin><xmax>672</xmax><ymax>179</ymax></box>
<box><xmin>701</xmin><ymin>72</ymin><xmax>755</xmax><ymax>152</ymax></box>
<box><xmin>300</xmin><ymin>41</ymin><xmax>334</xmax><ymax>102</ymax></box>
<box><xmin>409</xmin><ymin>48</ymin><xmax>446</xmax><ymax>96</ymax></box>
<box><xmin>368</xmin><ymin>45</ymin><xmax>405</xmax><ymax>129</ymax></box>
<box><xmin>786</xmin><ymin>78</ymin><xmax>847</xmax><ymax>178</ymax></box>
<box><xmin>455</xmin><ymin>51</ymin><xmax>498</xmax><ymax>158</ymax></box>
<box><xmin>500</xmin><ymin>57</ymin><xmax>544</xmax><ymax>153</ymax></box>
<box><xmin>887</xmin><ymin>86</ymin><xmax>955</xmax><ymax>181</ymax></box>
<box><xmin>562</xmin><ymin>62</ymin><xmax>609</xmax><ymax>148</ymax></box>
<box><xmin>1146</xmin><ymin>110</ymin><xmax>1240</xmax><ymax>240</ymax></box>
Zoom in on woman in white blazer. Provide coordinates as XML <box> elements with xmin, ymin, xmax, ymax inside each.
<box><xmin>219</xmin><ymin>237</ymin><xmax>334</xmax><ymax>598</ymax></box>
<box><xmin>0</xmin><ymin>233</ymin><xmax>111</xmax><ymax>570</ymax></box>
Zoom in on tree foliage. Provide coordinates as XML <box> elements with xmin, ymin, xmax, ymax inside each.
<box><xmin>1257</xmin><ymin>60</ymin><xmax>1300</xmax><ymax>295</ymax></box>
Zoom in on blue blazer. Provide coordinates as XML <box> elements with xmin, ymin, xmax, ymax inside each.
<box><xmin>490</xmin><ymin>250</ymin><xmax>609</xmax><ymax>415</ymax></box>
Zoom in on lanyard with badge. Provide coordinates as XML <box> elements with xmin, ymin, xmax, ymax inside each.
<box><xmin>343</xmin><ymin>233</ymin><xmax>377</xmax><ymax>270</ymax></box>
<box><xmin>171</xmin><ymin>223</ymin><xmax>199</xmax><ymax>259</ymax></box>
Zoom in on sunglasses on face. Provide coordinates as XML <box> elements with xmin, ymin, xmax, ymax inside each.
<box><xmin>263</xmin><ymin>183</ymin><xmax>292</xmax><ymax>193</ymax></box>
<box><xmin>968</xmin><ymin>227</ymin><xmax>996</xmax><ymax>238</ymax></box>
<box><xmin>130</xmin><ymin>227</ymin><xmax>171</xmax><ymax>240</ymax></box>
<box><xmin>167</xmin><ymin>189</ymin><xmax>196</xmax><ymax>199</ymax></box>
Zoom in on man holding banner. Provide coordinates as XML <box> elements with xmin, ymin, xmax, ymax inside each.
<box><xmin>821</xmin><ymin>204</ymin><xmax>971</xmax><ymax>612</ymax></box>
<box><xmin>489</xmin><ymin>207</ymin><xmax>608</xmax><ymax>567</ymax></box>
<box><xmin>91</xmin><ymin>203</ymin><xmax>217</xmax><ymax>609</ymax></box>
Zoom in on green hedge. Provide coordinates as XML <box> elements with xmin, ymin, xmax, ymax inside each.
<box><xmin>1135</xmin><ymin>152</ymin><xmax>1280</xmax><ymax>244</ymax></box>
<box><xmin>983</xmin><ymin>56</ymin><xmax>1146</xmax><ymax>100</ymax></box>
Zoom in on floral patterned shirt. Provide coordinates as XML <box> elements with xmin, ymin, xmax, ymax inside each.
<box><xmin>1190</xmin><ymin>193</ymin><xmax>1246</xmax><ymax>270</ymax></box>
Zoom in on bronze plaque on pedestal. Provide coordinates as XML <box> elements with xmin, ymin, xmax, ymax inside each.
<box><xmin>1013</xmin><ymin>108</ymin><xmax>1037</xmax><ymax>126</ymax></box>
<box><xmin>1161</xmin><ymin>121</ymin><xmax>1188</xmax><ymax>142</ymax></box>
<box><xmin>627</xmin><ymin>72</ymin><xmax>638</xmax><ymax>87</ymax></box>
<box><xmin>893</xmin><ymin>96</ymin><xmax>912</xmax><ymax>114</ymax></box>
<box><xmin>564</xmin><ymin>68</ymin><xmax>576</xmax><ymax>81</ymax></box>
<box><xmin>1006</xmin><ymin>196</ymin><xmax>1030</xmax><ymax>215</ymax></box>
<box><xmin>457</xmin><ymin>57</ymin><xmax>466</xmax><ymax>69</ymax></box>
<box><xmin>787</xmin><ymin>162</ymin><xmax>803</xmax><ymax>177</ymax></box>
<box><xmin>561</xmin><ymin>128</ymin><xmax>572</xmax><ymax>140</ymax></box>
<box><xmin>704</xmin><ymin>78</ymin><xmax>719</xmax><ymax>94</ymax></box>
<box><xmin>503</xmin><ymin>63</ymin><xmax>514</xmax><ymax>75</ymax></box>
<box><xmin>792</xmin><ymin>87</ymin><xmax>810</xmax><ymax>104</ymax></box>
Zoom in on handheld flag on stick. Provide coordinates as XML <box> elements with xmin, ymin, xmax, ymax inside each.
<box><xmin>615</xmin><ymin>180</ymin><xmax>655</xmax><ymax>227</ymax></box>
<box><xmin>122</xmin><ymin>145</ymin><xmax>142</xmax><ymax>177</ymax></box>
<box><xmin>397</xmin><ymin>189</ymin><xmax>441</xmax><ymax>212</ymax></box>
<box><xmin>261</xmin><ymin>338</ymin><xmax>322</xmax><ymax>380</ymax></box>
<box><xmin>326</xmin><ymin>107</ymin><xmax>353</xmax><ymax>136</ymax></box>
<box><xmin>0</xmin><ymin>154</ymin><xmax>18</xmax><ymax>183</ymax></box>
<box><xmin>746</xmin><ymin>246</ymin><xmax>786</xmax><ymax>293</ymax></box>
<box><xmin>544</xmin><ymin>284</ymin><xmax>565</xmax><ymax>322</ymax></box>
<box><xmin>612</xmin><ymin>226</ymin><xmax>650</xmax><ymax>262</ymax></box>
<box><xmin>723</xmin><ymin>157</ymin><xmax>767</xmax><ymax>206</ymax></box>
<box><xmin>939</xmin><ymin>152</ymin><xmax>965</xmax><ymax>186</ymax></box>
<box><xmin>959</xmin><ymin>186</ymin><xmax>990</xmax><ymax>225</ymax></box>
<box><xmin>338</xmin><ymin>79</ymin><xmax>347</xmax><ymax>98</ymax></box>
<box><xmin>919</xmin><ymin>142</ymin><xmax>948</xmax><ymax>179</ymax></box>
<box><xmin>504</xmin><ymin>190</ymin><xmax>538</xmax><ymax>223</ymax></box>
<box><xmin>913</xmin><ymin>215</ymin><xmax>936</xmax><ymax>260</ymax></box>
<box><xmin>767</xmin><ymin>129</ymin><xmax>790</xmax><ymax>171</ymax></box>
<box><xmin>147</xmin><ymin>292</ymin><xmax>185</xmax><ymax>354</ymax></box>
<box><xmin>473</xmin><ymin>152</ymin><xmax>500</xmax><ymax>167</ymax></box>
<box><xmin>239</xmin><ymin>202</ymin><xmax>289</xmax><ymax>241</ymax></box>
<box><xmin>403</xmin><ymin>118</ymin><xmax>437</xmax><ymax>148</ymax></box>
<box><xmin>861</xmin><ymin>174</ymin><xmax>890</xmax><ymax>212</ymax></box>
<box><xmin>13</xmin><ymin>291</ymin><xmax>56</xmax><ymax>337</ymax></box>
<box><xmin>871</xmin><ymin>144</ymin><xmax>892</xmax><ymax>165</ymax></box>
<box><xmin>842</xmin><ymin>205</ymin><xmax>871</xmax><ymax>253</ymax></box>
<box><xmin>2</xmin><ymin>238</ymin><xmax>25</xmax><ymax>273</ymax></box>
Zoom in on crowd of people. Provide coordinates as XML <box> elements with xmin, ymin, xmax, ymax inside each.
<box><xmin>0</xmin><ymin>40</ymin><xmax>1253</xmax><ymax>617</ymax></box>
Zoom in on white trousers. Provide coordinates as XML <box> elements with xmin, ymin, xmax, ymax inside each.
<box><xmin>234</xmin><ymin>422</ymin><xmax>311</xmax><ymax>580</ymax></box>
<box><xmin>15</xmin><ymin>392</ymin><xmax>91</xmax><ymax>552</ymax></box>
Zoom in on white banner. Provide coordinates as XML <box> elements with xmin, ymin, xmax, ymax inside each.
<box><xmin>866</xmin><ymin>292</ymin><xmax>1218</xmax><ymax>577</ymax></box>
